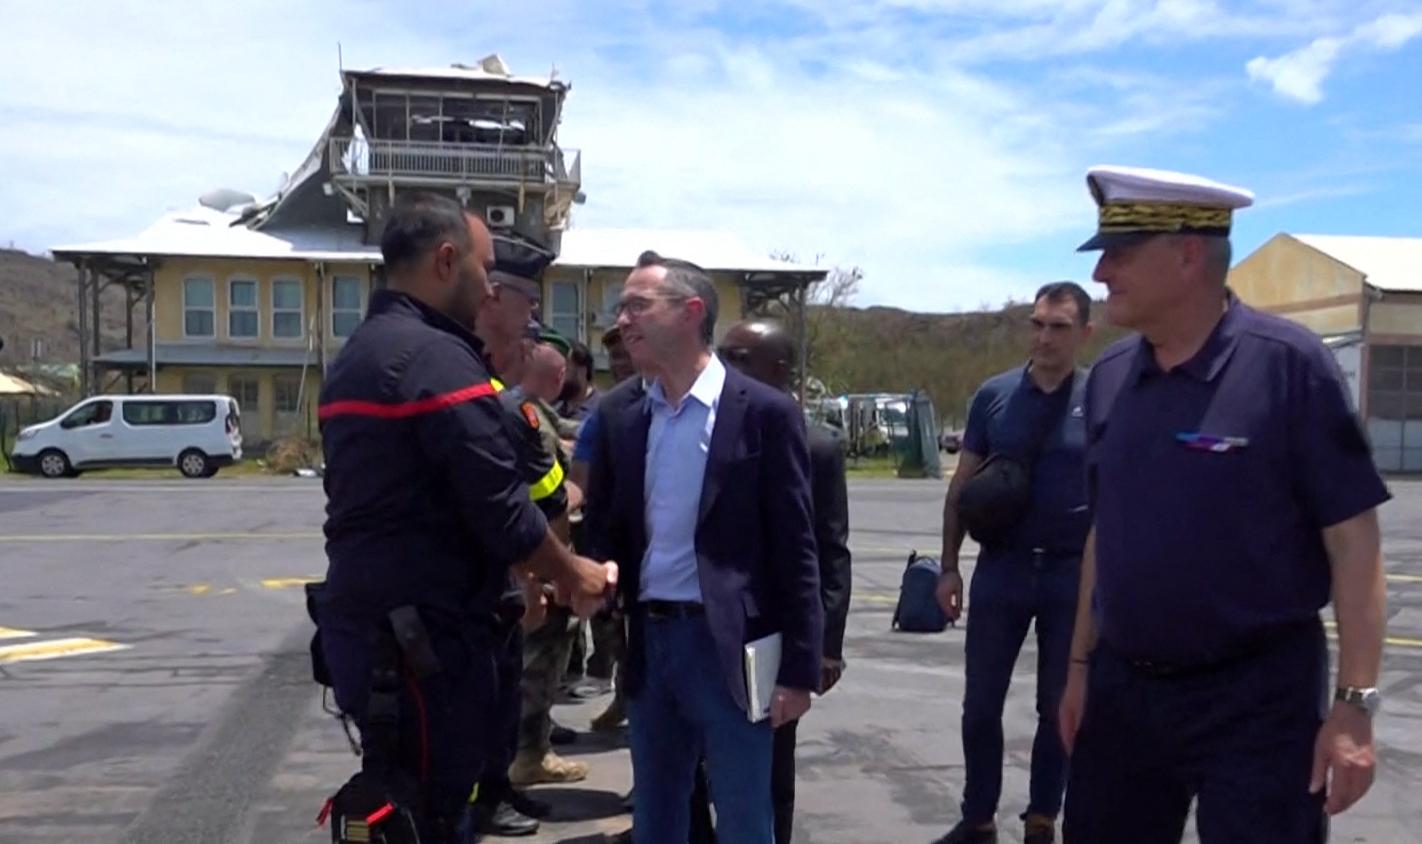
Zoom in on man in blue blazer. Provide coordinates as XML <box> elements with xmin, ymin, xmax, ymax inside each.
<box><xmin>585</xmin><ymin>252</ymin><xmax>824</xmax><ymax>843</ymax></box>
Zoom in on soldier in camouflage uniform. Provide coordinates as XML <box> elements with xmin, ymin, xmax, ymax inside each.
<box><xmin>508</xmin><ymin>339</ymin><xmax>591</xmax><ymax>787</ymax></box>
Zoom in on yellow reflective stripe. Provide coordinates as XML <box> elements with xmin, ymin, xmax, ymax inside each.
<box><xmin>529</xmin><ymin>460</ymin><xmax>565</xmax><ymax>502</ymax></box>
<box><xmin>491</xmin><ymin>378</ymin><xmax>505</xmax><ymax>392</ymax></box>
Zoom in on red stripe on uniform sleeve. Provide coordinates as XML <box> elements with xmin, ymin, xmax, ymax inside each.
<box><xmin>318</xmin><ymin>382</ymin><xmax>498</xmax><ymax>421</ymax></box>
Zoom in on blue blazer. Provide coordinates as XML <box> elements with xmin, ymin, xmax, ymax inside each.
<box><xmin>584</xmin><ymin>365</ymin><xmax>825</xmax><ymax>710</ymax></box>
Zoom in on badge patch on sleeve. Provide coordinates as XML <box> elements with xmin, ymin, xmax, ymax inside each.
<box><xmin>520</xmin><ymin>402</ymin><xmax>541</xmax><ymax>430</ymax></box>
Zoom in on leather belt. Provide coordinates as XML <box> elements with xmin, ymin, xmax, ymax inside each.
<box><xmin>641</xmin><ymin>600</ymin><xmax>705</xmax><ymax>620</ymax></box>
<box><xmin>1118</xmin><ymin>620</ymin><xmax>1320</xmax><ymax>678</ymax></box>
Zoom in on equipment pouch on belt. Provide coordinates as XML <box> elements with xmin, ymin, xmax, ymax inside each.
<box><xmin>305</xmin><ymin>581</ymin><xmax>333</xmax><ymax>688</ymax></box>
<box><xmin>387</xmin><ymin>606</ymin><xmax>442</xmax><ymax>680</ymax></box>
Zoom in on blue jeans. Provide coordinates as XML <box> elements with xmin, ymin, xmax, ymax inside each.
<box><xmin>629</xmin><ymin>614</ymin><xmax>775</xmax><ymax>843</ymax></box>
<box><xmin>960</xmin><ymin>550</ymin><xmax>1079</xmax><ymax>825</ymax></box>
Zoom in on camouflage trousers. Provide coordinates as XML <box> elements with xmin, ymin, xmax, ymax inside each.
<box><xmin>518</xmin><ymin>605</ymin><xmax>580</xmax><ymax>755</ymax></box>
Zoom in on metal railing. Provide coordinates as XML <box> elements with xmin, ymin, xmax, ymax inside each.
<box><xmin>329</xmin><ymin>137</ymin><xmax>580</xmax><ymax>185</ymax></box>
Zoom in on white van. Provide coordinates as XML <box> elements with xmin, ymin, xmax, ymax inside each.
<box><xmin>10</xmin><ymin>394</ymin><xmax>243</xmax><ymax>479</ymax></box>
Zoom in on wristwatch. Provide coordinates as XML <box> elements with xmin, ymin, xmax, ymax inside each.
<box><xmin>1335</xmin><ymin>686</ymin><xmax>1382</xmax><ymax>717</ymax></box>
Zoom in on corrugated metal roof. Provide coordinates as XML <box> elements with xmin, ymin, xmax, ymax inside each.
<box><xmin>1292</xmin><ymin>234</ymin><xmax>1422</xmax><ymax>293</ymax></box>
<box><xmin>94</xmin><ymin>345</ymin><xmax>313</xmax><ymax>367</ymax></box>
<box><xmin>53</xmin><ymin>209</ymin><xmax>379</xmax><ymax>264</ymax></box>
<box><xmin>555</xmin><ymin>228</ymin><xmax>826</xmax><ymax>275</ymax></box>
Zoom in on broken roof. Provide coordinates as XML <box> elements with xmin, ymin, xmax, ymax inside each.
<box><xmin>54</xmin><ymin>216</ymin><xmax>824</xmax><ymax>279</ymax></box>
<box><xmin>345</xmin><ymin>54</ymin><xmax>565</xmax><ymax>92</ymax></box>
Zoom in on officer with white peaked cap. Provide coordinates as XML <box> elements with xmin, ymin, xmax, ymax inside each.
<box><xmin>1057</xmin><ymin>165</ymin><xmax>1390</xmax><ymax>843</ymax></box>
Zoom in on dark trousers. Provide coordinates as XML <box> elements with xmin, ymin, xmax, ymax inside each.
<box><xmin>1063</xmin><ymin>621</ymin><xmax>1328</xmax><ymax>844</ymax></box>
<box><xmin>320</xmin><ymin>614</ymin><xmax>495</xmax><ymax>840</ymax></box>
<box><xmin>689</xmin><ymin>718</ymin><xmax>799</xmax><ymax>843</ymax></box>
<box><xmin>479</xmin><ymin>624</ymin><xmax>523</xmax><ymax>800</ymax></box>
<box><xmin>960</xmin><ymin>550</ymin><xmax>1079</xmax><ymax>825</ymax></box>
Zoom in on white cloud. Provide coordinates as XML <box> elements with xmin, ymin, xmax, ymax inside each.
<box><xmin>0</xmin><ymin>0</ymin><xmax>1413</xmax><ymax>311</ymax></box>
<box><xmin>1247</xmin><ymin>10</ymin><xmax>1422</xmax><ymax>104</ymax></box>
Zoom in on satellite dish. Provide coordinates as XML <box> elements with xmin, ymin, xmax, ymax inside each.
<box><xmin>198</xmin><ymin>188</ymin><xmax>258</xmax><ymax>212</ymax></box>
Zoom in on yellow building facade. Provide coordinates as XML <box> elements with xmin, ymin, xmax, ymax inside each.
<box><xmin>1230</xmin><ymin>233</ymin><xmax>1422</xmax><ymax>471</ymax></box>
<box><xmin>67</xmin><ymin>246</ymin><xmax>797</xmax><ymax>446</ymax></box>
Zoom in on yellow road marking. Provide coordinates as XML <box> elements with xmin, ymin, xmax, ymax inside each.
<box><xmin>186</xmin><ymin>585</ymin><xmax>212</xmax><ymax>596</ymax></box>
<box><xmin>1388</xmin><ymin>573</ymin><xmax>1422</xmax><ymax>583</ymax></box>
<box><xmin>0</xmin><ymin>531</ymin><xmax>321</xmax><ymax>543</ymax></box>
<box><xmin>0</xmin><ymin>637</ymin><xmax>129</xmax><ymax>664</ymax></box>
<box><xmin>260</xmin><ymin>576</ymin><xmax>322</xmax><ymax>590</ymax></box>
<box><xmin>0</xmin><ymin>627</ymin><xmax>37</xmax><ymax>640</ymax></box>
<box><xmin>851</xmin><ymin>595</ymin><xmax>1422</xmax><ymax>650</ymax></box>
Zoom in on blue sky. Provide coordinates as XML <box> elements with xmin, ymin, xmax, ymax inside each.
<box><xmin>2</xmin><ymin>0</ymin><xmax>1419</xmax><ymax>311</ymax></box>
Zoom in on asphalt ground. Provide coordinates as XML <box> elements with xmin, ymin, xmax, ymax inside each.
<box><xmin>1</xmin><ymin>476</ymin><xmax>1420</xmax><ymax>843</ymax></box>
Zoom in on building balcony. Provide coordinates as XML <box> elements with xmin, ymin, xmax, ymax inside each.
<box><xmin>328</xmin><ymin>136</ymin><xmax>580</xmax><ymax>190</ymax></box>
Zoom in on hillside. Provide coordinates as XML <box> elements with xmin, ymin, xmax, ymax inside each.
<box><xmin>0</xmin><ymin>249</ymin><xmax>133</xmax><ymax>369</ymax></box>
<box><xmin>809</xmin><ymin>301</ymin><xmax>1130</xmax><ymax>427</ymax></box>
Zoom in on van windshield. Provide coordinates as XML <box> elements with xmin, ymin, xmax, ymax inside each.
<box><xmin>60</xmin><ymin>401</ymin><xmax>113</xmax><ymax>429</ymax></box>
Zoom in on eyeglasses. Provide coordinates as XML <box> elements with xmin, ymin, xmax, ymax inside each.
<box><xmin>614</xmin><ymin>294</ymin><xmax>687</xmax><ymax>317</ymax></box>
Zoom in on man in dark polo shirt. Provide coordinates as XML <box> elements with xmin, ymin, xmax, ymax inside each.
<box><xmin>933</xmin><ymin>282</ymin><xmax>1094</xmax><ymax>844</ymax></box>
<box><xmin>1059</xmin><ymin>165</ymin><xmax>1390</xmax><ymax>843</ymax></box>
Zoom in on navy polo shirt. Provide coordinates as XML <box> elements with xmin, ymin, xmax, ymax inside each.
<box><xmin>963</xmin><ymin>365</ymin><xmax>1090</xmax><ymax>557</ymax></box>
<box><xmin>1085</xmin><ymin>294</ymin><xmax>1390</xmax><ymax>663</ymax></box>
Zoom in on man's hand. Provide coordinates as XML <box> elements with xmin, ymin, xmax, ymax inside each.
<box><xmin>1310</xmin><ymin>702</ymin><xmax>1377</xmax><ymax>815</ymax></box>
<box><xmin>520</xmin><ymin>574</ymin><xmax>548</xmax><ymax>632</ymax></box>
<box><xmin>555</xmin><ymin>556</ymin><xmax>619</xmax><ymax>619</ymax></box>
<box><xmin>818</xmin><ymin>658</ymin><xmax>845</xmax><ymax>694</ymax></box>
<box><xmin>1058</xmin><ymin>661</ymin><xmax>1089</xmax><ymax>754</ymax></box>
<box><xmin>936</xmin><ymin>568</ymin><xmax>964</xmax><ymax>622</ymax></box>
<box><xmin>770</xmin><ymin>686</ymin><xmax>812</xmax><ymax>728</ymax></box>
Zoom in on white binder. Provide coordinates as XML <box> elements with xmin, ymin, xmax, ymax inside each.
<box><xmin>743</xmin><ymin>632</ymin><xmax>783</xmax><ymax>723</ymax></box>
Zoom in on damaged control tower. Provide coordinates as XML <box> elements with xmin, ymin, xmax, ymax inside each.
<box><xmin>318</xmin><ymin>54</ymin><xmax>581</xmax><ymax>275</ymax></box>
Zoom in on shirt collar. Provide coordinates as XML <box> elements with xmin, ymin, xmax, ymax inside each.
<box><xmin>1018</xmin><ymin>362</ymin><xmax>1077</xmax><ymax>396</ymax></box>
<box><xmin>647</xmin><ymin>353</ymin><xmax>726</xmax><ymax>412</ymax></box>
<box><xmin>369</xmin><ymin>288</ymin><xmax>487</xmax><ymax>357</ymax></box>
<box><xmin>1131</xmin><ymin>291</ymin><xmax>1243</xmax><ymax>384</ymax></box>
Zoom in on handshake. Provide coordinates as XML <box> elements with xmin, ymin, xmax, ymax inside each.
<box><xmin>553</xmin><ymin>554</ymin><xmax>618</xmax><ymax>619</ymax></box>
<box><xmin>517</xmin><ymin>528</ymin><xmax>618</xmax><ymax>625</ymax></box>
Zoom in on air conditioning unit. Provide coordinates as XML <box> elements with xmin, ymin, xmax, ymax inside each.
<box><xmin>486</xmin><ymin>205</ymin><xmax>516</xmax><ymax>228</ymax></box>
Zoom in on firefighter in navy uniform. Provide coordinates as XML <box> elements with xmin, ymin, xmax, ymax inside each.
<box><xmin>311</xmin><ymin>193</ymin><xmax>614</xmax><ymax>844</ymax></box>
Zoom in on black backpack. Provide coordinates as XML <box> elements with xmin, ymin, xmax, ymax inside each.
<box><xmin>892</xmin><ymin>552</ymin><xmax>951</xmax><ymax>633</ymax></box>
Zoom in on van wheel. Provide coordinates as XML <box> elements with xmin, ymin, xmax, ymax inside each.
<box><xmin>38</xmin><ymin>449</ymin><xmax>73</xmax><ymax>479</ymax></box>
<box><xmin>178</xmin><ymin>449</ymin><xmax>210</xmax><ymax>479</ymax></box>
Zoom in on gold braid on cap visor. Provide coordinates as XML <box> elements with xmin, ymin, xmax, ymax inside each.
<box><xmin>1097</xmin><ymin>203</ymin><xmax>1232</xmax><ymax>234</ymax></box>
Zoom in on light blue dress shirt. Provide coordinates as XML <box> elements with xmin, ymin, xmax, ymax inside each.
<box><xmin>639</xmin><ymin>355</ymin><xmax>726</xmax><ymax>602</ymax></box>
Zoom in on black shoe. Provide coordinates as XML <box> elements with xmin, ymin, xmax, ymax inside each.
<box><xmin>1023</xmin><ymin>816</ymin><xmax>1055</xmax><ymax>844</ymax></box>
<box><xmin>506</xmin><ymin>789</ymin><xmax>551</xmax><ymax>820</ymax></box>
<box><xmin>610</xmin><ymin>830</ymin><xmax>634</xmax><ymax>844</ymax></box>
<box><xmin>931</xmin><ymin>820</ymin><xmax>998</xmax><ymax>844</ymax></box>
<box><xmin>550</xmin><ymin>722</ymin><xmax>577</xmax><ymax>746</ymax></box>
<box><xmin>477</xmin><ymin>801</ymin><xmax>540</xmax><ymax>837</ymax></box>
<box><xmin>621</xmin><ymin>788</ymin><xmax>634</xmax><ymax>813</ymax></box>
